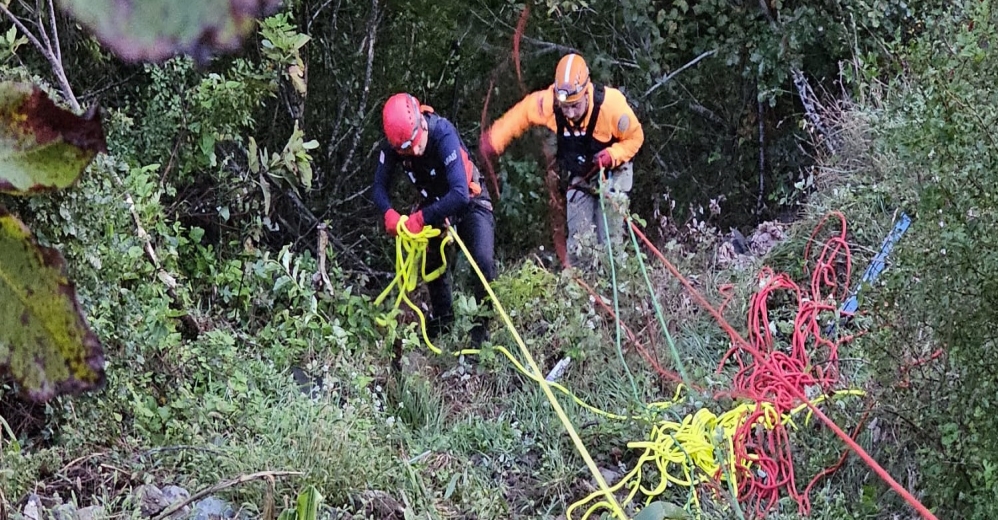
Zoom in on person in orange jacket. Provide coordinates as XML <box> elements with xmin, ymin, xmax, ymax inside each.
<box><xmin>480</xmin><ymin>52</ymin><xmax>644</xmax><ymax>265</ymax></box>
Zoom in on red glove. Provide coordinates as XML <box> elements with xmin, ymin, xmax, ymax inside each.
<box><xmin>384</xmin><ymin>208</ymin><xmax>401</xmax><ymax>236</ymax></box>
<box><xmin>402</xmin><ymin>211</ymin><xmax>425</xmax><ymax>235</ymax></box>
<box><xmin>594</xmin><ymin>149</ymin><xmax>614</xmax><ymax>169</ymax></box>
<box><xmin>479</xmin><ymin>130</ymin><xmax>498</xmax><ymax>162</ymax></box>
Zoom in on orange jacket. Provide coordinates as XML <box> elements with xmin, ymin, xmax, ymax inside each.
<box><xmin>486</xmin><ymin>84</ymin><xmax>644</xmax><ymax>167</ymax></box>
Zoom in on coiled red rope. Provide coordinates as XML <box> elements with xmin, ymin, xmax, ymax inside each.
<box><xmin>625</xmin><ymin>211</ymin><xmax>935</xmax><ymax>519</ymax></box>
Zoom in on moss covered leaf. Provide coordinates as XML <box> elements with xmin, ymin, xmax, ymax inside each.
<box><xmin>0</xmin><ymin>209</ymin><xmax>105</xmax><ymax>402</ymax></box>
<box><xmin>59</xmin><ymin>0</ymin><xmax>284</xmax><ymax>63</ymax></box>
<box><xmin>0</xmin><ymin>82</ymin><xmax>106</xmax><ymax>195</ymax></box>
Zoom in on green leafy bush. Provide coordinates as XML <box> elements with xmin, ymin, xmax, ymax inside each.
<box><xmin>859</xmin><ymin>2</ymin><xmax>998</xmax><ymax>517</ymax></box>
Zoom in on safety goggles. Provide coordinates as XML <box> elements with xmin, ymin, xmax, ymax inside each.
<box><xmin>396</xmin><ymin>122</ymin><xmax>421</xmax><ymax>152</ymax></box>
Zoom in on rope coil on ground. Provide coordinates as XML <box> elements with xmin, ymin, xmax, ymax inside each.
<box><xmin>375</xmin><ymin>199</ymin><xmax>933</xmax><ymax>519</ymax></box>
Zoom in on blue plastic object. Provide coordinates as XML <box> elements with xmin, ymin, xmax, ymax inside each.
<box><xmin>826</xmin><ymin>212</ymin><xmax>911</xmax><ymax>335</ymax></box>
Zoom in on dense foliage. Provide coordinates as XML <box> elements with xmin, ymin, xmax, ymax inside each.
<box><xmin>3</xmin><ymin>0</ymin><xmax>998</xmax><ymax>518</ymax></box>
<box><xmin>861</xmin><ymin>3</ymin><xmax>998</xmax><ymax>517</ymax></box>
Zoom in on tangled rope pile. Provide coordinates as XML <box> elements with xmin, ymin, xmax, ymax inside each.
<box><xmin>617</xmin><ymin>207</ymin><xmax>935</xmax><ymax>519</ymax></box>
<box><xmin>717</xmin><ymin>212</ymin><xmax>856</xmax><ymax>516</ymax></box>
<box><xmin>565</xmin><ymin>388</ymin><xmax>864</xmax><ymax>519</ymax></box>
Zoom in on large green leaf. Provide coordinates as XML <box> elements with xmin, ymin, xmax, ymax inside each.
<box><xmin>0</xmin><ymin>82</ymin><xmax>106</xmax><ymax>195</ymax></box>
<box><xmin>0</xmin><ymin>209</ymin><xmax>105</xmax><ymax>402</ymax></box>
<box><xmin>633</xmin><ymin>501</ymin><xmax>691</xmax><ymax>520</ymax></box>
<box><xmin>58</xmin><ymin>0</ymin><xmax>283</xmax><ymax>63</ymax></box>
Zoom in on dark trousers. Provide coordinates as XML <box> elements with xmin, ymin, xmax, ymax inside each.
<box><xmin>424</xmin><ymin>198</ymin><xmax>496</xmax><ymax>321</ymax></box>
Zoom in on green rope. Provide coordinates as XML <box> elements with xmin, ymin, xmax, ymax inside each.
<box><xmin>596</xmin><ymin>170</ymin><xmax>641</xmax><ymax>405</ymax></box>
<box><xmin>620</xmin><ymin>211</ymin><xmax>694</xmax><ymax>387</ymax></box>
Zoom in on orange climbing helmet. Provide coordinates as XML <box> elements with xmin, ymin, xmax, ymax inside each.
<box><xmin>553</xmin><ymin>53</ymin><xmax>590</xmax><ymax>103</ymax></box>
<box><xmin>382</xmin><ymin>93</ymin><xmax>425</xmax><ymax>151</ymax></box>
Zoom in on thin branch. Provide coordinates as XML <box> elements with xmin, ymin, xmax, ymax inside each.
<box><xmin>791</xmin><ymin>68</ymin><xmax>836</xmax><ymax>154</ymax></box>
<box><xmin>519</xmin><ymin>35</ymin><xmax>578</xmax><ymax>55</ymax></box>
<box><xmin>326</xmin><ymin>96</ymin><xmax>350</xmax><ymax>166</ymax></box>
<box><xmin>78</xmin><ymin>72</ymin><xmax>141</xmax><ymax>102</ymax></box>
<box><xmin>152</xmin><ymin>471</ymin><xmax>303</xmax><ymax>520</ymax></box>
<box><xmin>521</xmin><ymin>35</ymin><xmax>638</xmax><ymax>68</ymax></box>
<box><xmin>1</xmin><ymin>4</ymin><xmax>47</xmax><ymax>62</ymax></box>
<box><xmin>643</xmin><ymin>49</ymin><xmax>716</xmax><ymax>98</ymax></box>
<box><xmin>307</xmin><ymin>0</ymin><xmax>337</xmax><ymax>33</ymax></box>
<box><xmin>46</xmin><ymin>0</ymin><xmax>59</xmax><ymax>63</ymax></box>
<box><xmin>135</xmin><ymin>445</ymin><xmax>228</xmax><ymax>459</ymax></box>
<box><xmin>686</xmin><ymin>101</ymin><xmax>725</xmax><ymax>127</ymax></box>
<box><xmin>338</xmin><ymin>0</ymin><xmax>379</xmax><ymax>176</ymax></box>
<box><xmin>110</xmin><ymin>169</ymin><xmax>201</xmax><ymax>338</ymax></box>
<box><xmin>34</xmin><ymin>0</ymin><xmax>53</xmax><ymax>58</ymax></box>
<box><xmin>0</xmin><ymin>2</ymin><xmax>78</xmax><ymax>109</ymax></box>
<box><xmin>756</xmin><ymin>92</ymin><xmax>765</xmax><ymax>218</ymax></box>
<box><xmin>337</xmin><ymin>184</ymin><xmax>371</xmax><ymax>205</ymax></box>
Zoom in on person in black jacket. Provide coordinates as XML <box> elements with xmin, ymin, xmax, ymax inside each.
<box><xmin>372</xmin><ymin>92</ymin><xmax>495</xmax><ymax>347</ymax></box>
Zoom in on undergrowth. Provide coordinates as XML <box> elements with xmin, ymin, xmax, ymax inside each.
<box><xmin>6</xmin><ymin>2</ymin><xmax>998</xmax><ymax>519</ymax></box>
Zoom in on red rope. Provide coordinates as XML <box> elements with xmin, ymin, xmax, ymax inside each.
<box><xmin>627</xmin><ymin>216</ymin><xmax>937</xmax><ymax>520</ymax></box>
<box><xmin>512</xmin><ymin>4</ymin><xmax>530</xmax><ymax>93</ymax></box>
<box><xmin>481</xmin><ymin>10</ymin><xmax>934</xmax><ymax>519</ymax></box>
<box><xmin>479</xmin><ymin>72</ymin><xmax>503</xmax><ymax>202</ymax></box>
<box><xmin>802</xmin><ymin>403</ymin><xmax>873</xmax><ymax>511</ymax></box>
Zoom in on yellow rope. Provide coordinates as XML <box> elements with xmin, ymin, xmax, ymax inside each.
<box><xmin>374</xmin><ymin>220</ymin><xmax>868</xmax><ymax>520</ymax></box>
<box><xmin>374</xmin><ymin>215</ymin><xmax>452</xmax><ymax>354</ymax></box>
<box><xmin>565</xmin><ymin>389</ymin><xmax>867</xmax><ymax>519</ymax></box>
<box><xmin>446</xmin><ymin>226</ymin><xmax>630</xmax><ymax>519</ymax></box>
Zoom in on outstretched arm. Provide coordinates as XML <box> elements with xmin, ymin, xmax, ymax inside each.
<box><xmin>485</xmin><ymin>90</ymin><xmax>556</xmax><ymax>154</ymax></box>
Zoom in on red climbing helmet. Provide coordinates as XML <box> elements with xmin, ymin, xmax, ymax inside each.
<box><xmin>382</xmin><ymin>93</ymin><xmax>424</xmax><ymax>151</ymax></box>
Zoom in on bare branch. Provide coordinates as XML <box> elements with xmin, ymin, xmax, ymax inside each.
<box><xmin>110</xmin><ymin>169</ymin><xmax>201</xmax><ymax>338</ymax></box>
<box><xmin>153</xmin><ymin>471</ymin><xmax>303</xmax><ymax>520</ymax></box>
<box><xmin>519</xmin><ymin>35</ymin><xmax>578</xmax><ymax>55</ymax></box>
<box><xmin>308</xmin><ymin>0</ymin><xmax>338</xmax><ymax>33</ymax></box>
<box><xmin>643</xmin><ymin>49</ymin><xmax>716</xmax><ymax>98</ymax></box>
<box><xmin>756</xmin><ymin>93</ymin><xmax>765</xmax><ymax>217</ymax></box>
<box><xmin>34</xmin><ymin>0</ymin><xmax>53</xmax><ymax>57</ymax></box>
<box><xmin>79</xmin><ymin>71</ymin><xmax>142</xmax><ymax>102</ymax></box>
<box><xmin>46</xmin><ymin>0</ymin><xmax>60</xmax><ymax>63</ymax></box>
<box><xmin>338</xmin><ymin>0</ymin><xmax>380</xmax><ymax>176</ymax></box>
<box><xmin>338</xmin><ymin>184</ymin><xmax>371</xmax><ymax>205</ymax></box>
<box><xmin>686</xmin><ymin>101</ymin><xmax>725</xmax><ymax>127</ymax></box>
<box><xmin>1</xmin><ymin>4</ymin><xmax>48</xmax><ymax>61</ymax></box>
<box><xmin>791</xmin><ymin>68</ymin><xmax>837</xmax><ymax>154</ymax></box>
<box><xmin>0</xmin><ymin>2</ymin><xmax>78</xmax><ymax>110</ymax></box>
